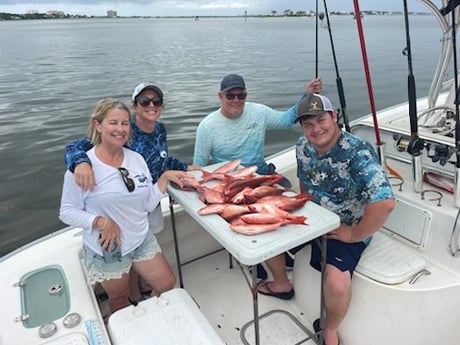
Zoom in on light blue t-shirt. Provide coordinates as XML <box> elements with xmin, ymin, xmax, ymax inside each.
<box><xmin>193</xmin><ymin>101</ymin><xmax>299</xmax><ymax>174</ymax></box>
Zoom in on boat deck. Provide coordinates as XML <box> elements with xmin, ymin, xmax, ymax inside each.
<box><xmin>178</xmin><ymin>249</ymin><xmax>318</xmax><ymax>345</ymax></box>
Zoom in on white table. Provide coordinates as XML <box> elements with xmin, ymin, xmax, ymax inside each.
<box><xmin>167</xmin><ymin>164</ymin><xmax>340</xmax><ymax>345</ymax></box>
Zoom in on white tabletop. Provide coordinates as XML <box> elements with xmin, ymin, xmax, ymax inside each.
<box><xmin>167</xmin><ymin>164</ymin><xmax>340</xmax><ymax>266</ymax></box>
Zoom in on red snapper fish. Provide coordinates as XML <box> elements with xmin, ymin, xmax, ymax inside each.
<box><xmin>199</xmin><ymin>171</ymin><xmax>231</xmax><ymax>184</ymax></box>
<box><xmin>240</xmin><ymin>213</ymin><xmax>283</xmax><ymax>224</ymax></box>
<box><xmin>196</xmin><ymin>186</ymin><xmax>226</xmax><ymax>204</ymax></box>
<box><xmin>230</xmin><ymin>187</ymin><xmax>253</xmax><ymax>204</ymax></box>
<box><xmin>223</xmin><ymin>174</ymin><xmax>285</xmax><ymax>199</ymax></box>
<box><xmin>248</xmin><ymin>203</ymin><xmax>307</xmax><ymax>224</ymax></box>
<box><xmin>220</xmin><ymin>204</ymin><xmax>252</xmax><ymax>221</ymax></box>
<box><xmin>170</xmin><ymin>175</ymin><xmax>200</xmax><ymax>191</ymax></box>
<box><xmin>244</xmin><ymin>185</ymin><xmax>287</xmax><ymax>203</ymax></box>
<box><xmin>199</xmin><ymin>159</ymin><xmax>242</xmax><ymax>183</ymax></box>
<box><xmin>197</xmin><ymin>203</ymin><xmax>232</xmax><ymax>215</ymax></box>
<box><xmin>256</xmin><ymin>193</ymin><xmax>313</xmax><ymax>211</ymax></box>
<box><xmin>229</xmin><ymin>217</ymin><xmax>283</xmax><ymax>235</ymax></box>
<box><xmin>200</xmin><ymin>164</ymin><xmax>259</xmax><ymax>184</ymax></box>
<box><xmin>213</xmin><ymin>159</ymin><xmax>242</xmax><ymax>174</ymax></box>
<box><xmin>224</xmin><ymin>165</ymin><xmax>258</xmax><ymax>178</ymax></box>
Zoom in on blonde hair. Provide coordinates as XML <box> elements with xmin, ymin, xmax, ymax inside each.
<box><xmin>88</xmin><ymin>98</ymin><xmax>131</xmax><ymax>145</ymax></box>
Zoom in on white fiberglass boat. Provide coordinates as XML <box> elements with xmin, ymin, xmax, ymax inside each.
<box><xmin>1</xmin><ymin>1</ymin><xmax>460</xmax><ymax>344</ymax></box>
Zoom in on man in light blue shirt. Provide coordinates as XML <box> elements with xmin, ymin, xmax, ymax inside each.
<box><xmin>192</xmin><ymin>74</ymin><xmax>321</xmax><ymax>280</ymax></box>
<box><xmin>193</xmin><ymin>74</ymin><xmax>321</xmax><ymax>181</ymax></box>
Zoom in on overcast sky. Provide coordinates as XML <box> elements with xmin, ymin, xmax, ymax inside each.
<box><xmin>0</xmin><ymin>0</ymin><xmax>434</xmax><ymax>17</ymax></box>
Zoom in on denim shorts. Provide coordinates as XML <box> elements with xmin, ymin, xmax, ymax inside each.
<box><xmin>310</xmin><ymin>238</ymin><xmax>367</xmax><ymax>275</ymax></box>
<box><xmin>82</xmin><ymin>231</ymin><xmax>161</xmax><ymax>285</ymax></box>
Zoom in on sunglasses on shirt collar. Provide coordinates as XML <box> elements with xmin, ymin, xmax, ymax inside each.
<box><xmin>118</xmin><ymin>167</ymin><xmax>135</xmax><ymax>192</ymax></box>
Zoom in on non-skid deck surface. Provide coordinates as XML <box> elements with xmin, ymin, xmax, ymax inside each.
<box><xmin>241</xmin><ymin>309</ymin><xmax>317</xmax><ymax>345</ymax></box>
<box><xmin>180</xmin><ymin>250</ymin><xmax>318</xmax><ymax>345</ymax></box>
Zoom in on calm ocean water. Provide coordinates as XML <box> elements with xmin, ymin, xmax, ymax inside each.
<box><xmin>0</xmin><ymin>15</ymin><xmax>441</xmax><ymax>256</ymax></box>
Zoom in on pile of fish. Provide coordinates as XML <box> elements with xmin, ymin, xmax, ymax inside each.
<box><xmin>174</xmin><ymin>159</ymin><xmax>313</xmax><ymax>235</ymax></box>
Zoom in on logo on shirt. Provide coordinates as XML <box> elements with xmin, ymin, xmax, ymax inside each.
<box><xmin>134</xmin><ymin>174</ymin><xmax>149</xmax><ymax>188</ymax></box>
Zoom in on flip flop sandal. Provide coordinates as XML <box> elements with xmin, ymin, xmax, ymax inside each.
<box><xmin>257</xmin><ymin>281</ymin><xmax>295</xmax><ymax>300</ymax></box>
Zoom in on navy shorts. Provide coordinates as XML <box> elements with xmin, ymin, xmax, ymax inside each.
<box><xmin>310</xmin><ymin>238</ymin><xmax>367</xmax><ymax>275</ymax></box>
<box><xmin>289</xmin><ymin>238</ymin><xmax>367</xmax><ymax>275</ymax></box>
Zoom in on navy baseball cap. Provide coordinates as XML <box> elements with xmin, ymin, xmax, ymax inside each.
<box><xmin>220</xmin><ymin>74</ymin><xmax>246</xmax><ymax>92</ymax></box>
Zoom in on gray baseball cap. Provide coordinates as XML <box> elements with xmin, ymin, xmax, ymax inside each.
<box><xmin>294</xmin><ymin>93</ymin><xmax>333</xmax><ymax>122</ymax></box>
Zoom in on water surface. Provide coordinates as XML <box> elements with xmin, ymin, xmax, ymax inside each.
<box><xmin>0</xmin><ymin>15</ymin><xmax>442</xmax><ymax>256</ymax></box>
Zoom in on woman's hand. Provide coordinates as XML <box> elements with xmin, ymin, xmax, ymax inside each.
<box><xmin>187</xmin><ymin>164</ymin><xmax>202</xmax><ymax>171</ymax></box>
<box><xmin>74</xmin><ymin>162</ymin><xmax>96</xmax><ymax>191</ymax></box>
<box><xmin>97</xmin><ymin>217</ymin><xmax>121</xmax><ymax>251</ymax></box>
<box><xmin>157</xmin><ymin>170</ymin><xmax>192</xmax><ymax>192</ymax></box>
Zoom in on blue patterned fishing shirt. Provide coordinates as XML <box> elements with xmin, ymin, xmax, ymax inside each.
<box><xmin>65</xmin><ymin>119</ymin><xmax>188</xmax><ymax>182</ymax></box>
<box><xmin>296</xmin><ymin>131</ymin><xmax>394</xmax><ymax>244</ymax></box>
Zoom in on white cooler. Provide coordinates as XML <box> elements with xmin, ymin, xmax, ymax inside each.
<box><xmin>108</xmin><ymin>288</ymin><xmax>224</xmax><ymax>345</ymax></box>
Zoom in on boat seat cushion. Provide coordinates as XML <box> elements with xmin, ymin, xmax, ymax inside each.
<box><xmin>108</xmin><ymin>288</ymin><xmax>224</xmax><ymax>345</ymax></box>
<box><xmin>355</xmin><ymin>231</ymin><xmax>426</xmax><ymax>285</ymax></box>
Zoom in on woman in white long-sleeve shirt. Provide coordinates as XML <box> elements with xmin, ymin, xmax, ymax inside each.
<box><xmin>59</xmin><ymin>98</ymin><xmax>187</xmax><ymax>312</ymax></box>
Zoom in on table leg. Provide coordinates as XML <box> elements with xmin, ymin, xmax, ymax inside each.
<box><xmin>169</xmin><ymin>195</ymin><xmax>184</xmax><ymax>288</ymax></box>
<box><xmin>252</xmin><ymin>265</ymin><xmax>260</xmax><ymax>345</ymax></box>
<box><xmin>318</xmin><ymin>234</ymin><xmax>328</xmax><ymax>345</ymax></box>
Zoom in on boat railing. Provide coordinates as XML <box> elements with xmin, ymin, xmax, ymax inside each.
<box><xmin>420</xmin><ymin>0</ymin><xmax>457</xmax><ymax>109</ymax></box>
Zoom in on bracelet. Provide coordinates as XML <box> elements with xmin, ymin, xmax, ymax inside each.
<box><xmin>94</xmin><ymin>216</ymin><xmax>101</xmax><ymax>230</ymax></box>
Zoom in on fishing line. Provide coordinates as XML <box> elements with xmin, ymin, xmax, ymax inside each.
<box><xmin>322</xmin><ymin>0</ymin><xmax>350</xmax><ymax>132</ymax></box>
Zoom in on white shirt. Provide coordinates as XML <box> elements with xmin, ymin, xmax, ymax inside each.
<box><xmin>59</xmin><ymin>147</ymin><xmax>165</xmax><ymax>256</ymax></box>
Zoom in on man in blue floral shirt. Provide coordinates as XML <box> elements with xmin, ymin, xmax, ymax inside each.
<box><xmin>258</xmin><ymin>93</ymin><xmax>395</xmax><ymax>345</ymax></box>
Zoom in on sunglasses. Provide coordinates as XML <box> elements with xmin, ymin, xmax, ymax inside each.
<box><xmin>225</xmin><ymin>92</ymin><xmax>247</xmax><ymax>100</ymax></box>
<box><xmin>137</xmin><ymin>96</ymin><xmax>163</xmax><ymax>107</ymax></box>
<box><xmin>118</xmin><ymin>167</ymin><xmax>135</xmax><ymax>192</ymax></box>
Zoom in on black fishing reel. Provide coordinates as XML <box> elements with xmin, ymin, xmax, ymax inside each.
<box><xmin>393</xmin><ymin>135</ymin><xmax>425</xmax><ymax>155</ymax></box>
<box><xmin>426</xmin><ymin>143</ymin><xmax>454</xmax><ymax>166</ymax></box>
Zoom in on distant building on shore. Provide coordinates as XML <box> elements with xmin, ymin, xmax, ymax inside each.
<box><xmin>46</xmin><ymin>10</ymin><xmax>65</xmax><ymax>18</ymax></box>
<box><xmin>107</xmin><ymin>10</ymin><xmax>117</xmax><ymax>18</ymax></box>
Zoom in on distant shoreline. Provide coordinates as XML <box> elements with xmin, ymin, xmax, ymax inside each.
<box><xmin>0</xmin><ymin>11</ymin><xmax>430</xmax><ymax>21</ymax></box>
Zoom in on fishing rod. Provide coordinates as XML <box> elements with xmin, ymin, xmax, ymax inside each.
<box><xmin>453</xmin><ymin>6</ymin><xmax>460</xmax><ymax>208</ymax></box>
<box><xmin>445</xmin><ymin>1</ymin><xmax>460</xmax><ymax>207</ymax></box>
<box><xmin>322</xmin><ymin>0</ymin><xmax>350</xmax><ymax>132</ymax></box>
<box><xmin>315</xmin><ymin>0</ymin><xmax>319</xmax><ymax>77</ymax></box>
<box><xmin>352</xmin><ymin>0</ymin><xmax>386</xmax><ymax>170</ymax></box>
<box><xmin>402</xmin><ymin>0</ymin><xmax>425</xmax><ymax>193</ymax></box>
<box><xmin>439</xmin><ymin>0</ymin><xmax>460</xmax><ymax>207</ymax></box>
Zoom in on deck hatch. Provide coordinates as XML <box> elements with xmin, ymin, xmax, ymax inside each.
<box><xmin>18</xmin><ymin>264</ymin><xmax>70</xmax><ymax>328</ymax></box>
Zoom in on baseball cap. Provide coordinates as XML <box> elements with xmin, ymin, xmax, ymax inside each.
<box><xmin>294</xmin><ymin>93</ymin><xmax>334</xmax><ymax>122</ymax></box>
<box><xmin>220</xmin><ymin>74</ymin><xmax>246</xmax><ymax>92</ymax></box>
<box><xmin>132</xmin><ymin>82</ymin><xmax>164</xmax><ymax>102</ymax></box>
